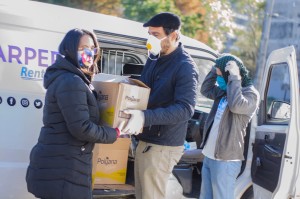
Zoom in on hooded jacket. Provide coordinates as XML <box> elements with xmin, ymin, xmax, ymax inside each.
<box><xmin>26</xmin><ymin>55</ymin><xmax>117</xmax><ymax>199</ymax></box>
<box><xmin>200</xmin><ymin>67</ymin><xmax>259</xmax><ymax>160</ymax></box>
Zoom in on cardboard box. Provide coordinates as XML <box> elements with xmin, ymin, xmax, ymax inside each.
<box><xmin>92</xmin><ymin>138</ymin><xmax>131</xmax><ymax>185</ymax></box>
<box><xmin>91</xmin><ymin>73</ymin><xmax>149</xmax><ymax>186</ymax></box>
<box><xmin>92</xmin><ymin>73</ymin><xmax>150</xmax><ymax>129</ymax></box>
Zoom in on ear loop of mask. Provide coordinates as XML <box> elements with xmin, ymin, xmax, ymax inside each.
<box><xmin>147</xmin><ymin>50</ymin><xmax>160</xmax><ymax>61</ymax></box>
<box><xmin>175</xmin><ymin>30</ymin><xmax>181</xmax><ymax>41</ymax></box>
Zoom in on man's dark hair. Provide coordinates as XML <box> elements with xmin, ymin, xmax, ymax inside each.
<box><xmin>143</xmin><ymin>12</ymin><xmax>181</xmax><ymax>40</ymax></box>
<box><xmin>163</xmin><ymin>27</ymin><xmax>180</xmax><ymax>41</ymax></box>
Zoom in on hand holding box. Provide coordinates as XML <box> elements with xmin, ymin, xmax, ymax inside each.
<box><xmin>122</xmin><ymin>109</ymin><xmax>144</xmax><ymax>135</ymax></box>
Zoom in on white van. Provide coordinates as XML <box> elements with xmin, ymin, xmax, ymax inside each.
<box><xmin>0</xmin><ymin>1</ymin><xmax>299</xmax><ymax>199</ymax></box>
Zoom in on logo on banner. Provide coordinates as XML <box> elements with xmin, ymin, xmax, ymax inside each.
<box><xmin>34</xmin><ymin>99</ymin><xmax>43</xmax><ymax>109</ymax></box>
<box><xmin>0</xmin><ymin>44</ymin><xmax>59</xmax><ymax>81</ymax></box>
<box><xmin>7</xmin><ymin>97</ymin><xmax>16</xmax><ymax>106</ymax></box>
<box><xmin>20</xmin><ymin>98</ymin><xmax>30</xmax><ymax>107</ymax></box>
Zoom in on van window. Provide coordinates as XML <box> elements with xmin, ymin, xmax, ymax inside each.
<box><xmin>193</xmin><ymin>57</ymin><xmax>214</xmax><ymax>108</ymax></box>
<box><xmin>98</xmin><ymin>48</ymin><xmax>147</xmax><ymax>75</ymax></box>
<box><xmin>265</xmin><ymin>63</ymin><xmax>291</xmax><ymax>124</ymax></box>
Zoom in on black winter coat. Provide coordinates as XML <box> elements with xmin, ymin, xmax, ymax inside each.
<box><xmin>26</xmin><ymin>55</ymin><xmax>117</xmax><ymax>199</ymax></box>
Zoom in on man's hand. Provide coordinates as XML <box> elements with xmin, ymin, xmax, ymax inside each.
<box><xmin>123</xmin><ymin>109</ymin><xmax>145</xmax><ymax>135</ymax></box>
<box><xmin>225</xmin><ymin>60</ymin><xmax>240</xmax><ymax>77</ymax></box>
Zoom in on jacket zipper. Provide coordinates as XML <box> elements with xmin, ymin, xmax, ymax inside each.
<box><xmin>80</xmin><ymin>142</ymin><xmax>89</xmax><ymax>155</ymax></box>
<box><xmin>214</xmin><ymin>101</ymin><xmax>228</xmax><ymax>158</ymax></box>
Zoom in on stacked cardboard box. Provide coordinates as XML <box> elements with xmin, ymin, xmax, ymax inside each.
<box><xmin>92</xmin><ymin>138</ymin><xmax>131</xmax><ymax>184</ymax></box>
<box><xmin>91</xmin><ymin>73</ymin><xmax>150</xmax><ymax>185</ymax></box>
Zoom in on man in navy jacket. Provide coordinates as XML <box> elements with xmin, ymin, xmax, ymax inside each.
<box><xmin>122</xmin><ymin>12</ymin><xmax>199</xmax><ymax>199</ymax></box>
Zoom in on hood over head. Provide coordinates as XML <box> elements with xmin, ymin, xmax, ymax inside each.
<box><xmin>43</xmin><ymin>54</ymin><xmax>90</xmax><ymax>89</ymax></box>
<box><xmin>215</xmin><ymin>53</ymin><xmax>252</xmax><ymax>87</ymax></box>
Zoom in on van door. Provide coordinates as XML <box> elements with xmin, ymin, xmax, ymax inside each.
<box><xmin>251</xmin><ymin>46</ymin><xmax>300</xmax><ymax>199</ymax></box>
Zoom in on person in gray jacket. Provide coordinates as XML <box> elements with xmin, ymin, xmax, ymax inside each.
<box><xmin>199</xmin><ymin>54</ymin><xmax>259</xmax><ymax>199</ymax></box>
<box><xmin>26</xmin><ymin>29</ymin><xmax>123</xmax><ymax>199</ymax></box>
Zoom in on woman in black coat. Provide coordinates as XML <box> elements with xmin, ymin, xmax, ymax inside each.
<box><xmin>26</xmin><ymin>29</ymin><xmax>122</xmax><ymax>199</ymax></box>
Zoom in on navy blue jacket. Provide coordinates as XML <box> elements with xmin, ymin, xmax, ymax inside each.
<box><xmin>137</xmin><ymin>43</ymin><xmax>199</xmax><ymax>146</ymax></box>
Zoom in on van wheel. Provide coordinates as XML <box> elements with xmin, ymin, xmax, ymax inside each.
<box><xmin>241</xmin><ymin>186</ymin><xmax>254</xmax><ymax>199</ymax></box>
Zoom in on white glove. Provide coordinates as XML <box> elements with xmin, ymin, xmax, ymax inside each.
<box><xmin>225</xmin><ymin>60</ymin><xmax>240</xmax><ymax>77</ymax></box>
<box><xmin>123</xmin><ymin>109</ymin><xmax>145</xmax><ymax>135</ymax></box>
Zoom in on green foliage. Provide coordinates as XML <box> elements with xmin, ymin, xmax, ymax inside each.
<box><xmin>229</xmin><ymin>0</ymin><xmax>265</xmax><ymax>76</ymax></box>
<box><xmin>202</xmin><ymin>0</ymin><xmax>235</xmax><ymax>51</ymax></box>
<box><xmin>121</xmin><ymin>0</ymin><xmax>205</xmax><ymax>40</ymax></box>
<box><xmin>33</xmin><ymin>0</ymin><xmax>265</xmax><ymax>76</ymax></box>
<box><xmin>121</xmin><ymin>0</ymin><xmax>177</xmax><ymax>22</ymax></box>
<box><xmin>34</xmin><ymin>0</ymin><xmax>81</xmax><ymax>9</ymax></box>
<box><xmin>181</xmin><ymin>13</ymin><xmax>204</xmax><ymax>38</ymax></box>
<box><xmin>34</xmin><ymin>0</ymin><xmax>122</xmax><ymax>16</ymax></box>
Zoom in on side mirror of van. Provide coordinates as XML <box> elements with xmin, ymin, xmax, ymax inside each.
<box><xmin>269</xmin><ymin>100</ymin><xmax>290</xmax><ymax>120</ymax></box>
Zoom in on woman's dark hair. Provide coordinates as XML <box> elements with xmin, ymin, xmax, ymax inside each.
<box><xmin>58</xmin><ymin>28</ymin><xmax>100</xmax><ymax>77</ymax></box>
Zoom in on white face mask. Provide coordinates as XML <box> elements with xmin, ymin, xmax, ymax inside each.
<box><xmin>146</xmin><ymin>35</ymin><xmax>166</xmax><ymax>57</ymax></box>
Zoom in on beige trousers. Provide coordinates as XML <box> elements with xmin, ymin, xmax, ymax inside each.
<box><xmin>134</xmin><ymin>141</ymin><xmax>184</xmax><ymax>199</ymax></box>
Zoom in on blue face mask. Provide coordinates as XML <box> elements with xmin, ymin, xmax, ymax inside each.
<box><xmin>217</xmin><ymin>76</ymin><xmax>227</xmax><ymax>91</ymax></box>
